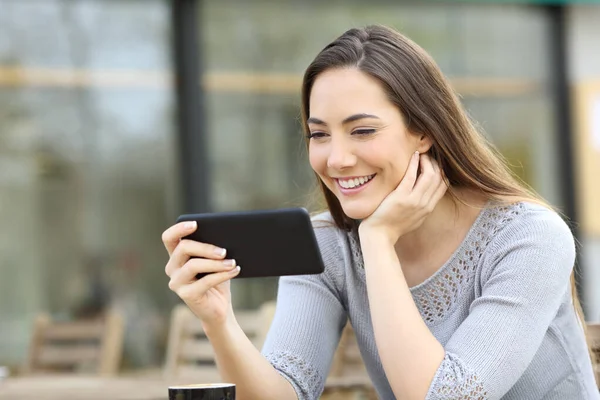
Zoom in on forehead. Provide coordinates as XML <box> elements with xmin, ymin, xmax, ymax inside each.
<box><xmin>309</xmin><ymin>68</ymin><xmax>394</xmax><ymax>119</ymax></box>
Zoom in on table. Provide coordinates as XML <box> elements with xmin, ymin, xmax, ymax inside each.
<box><xmin>2</xmin><ymin>375</ymin><xmax>379</xmax><ymax>399</ymax></box>
<box><xmin>0</xmin><ymin>375</ymin><xmax>179</xmax><ymax>400</ymax></box>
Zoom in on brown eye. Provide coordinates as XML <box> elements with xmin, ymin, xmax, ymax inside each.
<box><xmin>352</xmin><ymin>129</ymin><xmax>376</xmax><ymax>136</ymax></box>
<box><xmin>306</xmin><ymin>132</ymin><xmax>327</xmax><ymax>139</ymax></box>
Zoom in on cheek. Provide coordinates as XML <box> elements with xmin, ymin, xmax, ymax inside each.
<box><xmin>308</xmin><ymin>146</ymin><xmax>325</xmax><ymax>173</ymax></box>
<box><xmin>371</xmin><ymin>145</ymin><xmax>411</xmax><ymax>184</ymax></box>
<box><xmin>392</xmin><ymin>155</ymin><xmax>414</xmax><ymax>183</ymax></box>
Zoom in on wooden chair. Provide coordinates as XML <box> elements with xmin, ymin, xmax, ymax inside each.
<box><xmin>588</xmin><ymin>323</ymin><xmax>600</xmax><ymax>387</ymax></box>
<box><xmin>24</xmin><ymin>310</ymin><xmax>124</xmax><ymax>376</ymax></box>
<box><xmin>164</xmin><ymin>302</ymin><xmax>275</xmax><ymax>381</ymax></box>
<box><xmin>322</xmin><ymin>322</ymin><xmax>376</xmax><ymax>400</ymax></box>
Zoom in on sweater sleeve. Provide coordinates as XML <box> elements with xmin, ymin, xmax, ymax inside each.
<box><xmin>261</xmin><ymin>221</ymin><xmax>348</xmax><ymax>400</ymax></box>
<box><xmin>425</xmin><ymin>207</ymin><xmax>576</xmax><ymax>400</ymax></box>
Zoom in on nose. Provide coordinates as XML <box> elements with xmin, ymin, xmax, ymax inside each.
<box><xmin>327</xmin><ymin>137</ymin><xmax>357</xmax><ymax>170</ymax></box>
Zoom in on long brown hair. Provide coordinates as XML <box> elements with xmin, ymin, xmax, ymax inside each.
<box><xmin>300</xmin><ymin>25</ymin><xmax>592</xmax><ymax>366</ymax></box>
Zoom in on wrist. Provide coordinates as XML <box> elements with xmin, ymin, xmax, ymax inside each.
<box><xmin>358</xmin><ymin>223</ymin><xmax>398</xmax><ymax>246</ymax></box>
<box><xmin>201</xmin><ymin>309</ymin><xmax>238</xmax><ymax>339</ymax></box>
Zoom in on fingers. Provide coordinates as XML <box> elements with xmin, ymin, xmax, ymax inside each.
<box><xmin>398</xmin><ymin>151</ymin><xmax>420</xmax><ymax>192</ymax></box>
<box><xmin>196</xmin><ymin>266</ymin><xmax>241</xmax><ymax>291</ymax></box>
<box><xmin>177</xmin><ymin>267</ymin><xmax>242</xmax><ymax>299</ymax></box>
<box><xmin>165</xmin><ymin>239</ymin><xmax>227</xmax><ymax>277</ymax></box>
<box><xmin>162</xmin><ymin>221</ymin><xmax>198</xmax><ymax>256</ymax></box>
<box><xmin>168</xmin><ymin>258</ymin><xmax>238</xmax><ymax>291</ymax></box>
<box><xmin>414</xmin><ymin>154</ymin><xmax>442</xmax><ymax>200</ymax></box>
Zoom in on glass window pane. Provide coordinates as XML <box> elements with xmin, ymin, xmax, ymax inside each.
<box><xmin>0</xmin><ymin>0</ymin><xmax>175</xmax><ymax>368</ymax></box>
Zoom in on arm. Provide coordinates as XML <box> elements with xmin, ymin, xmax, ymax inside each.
<box><xmin>204</xmin><ymin>314</ymin><xmax>298</xmax><ymax>400</ymax></box>
<box><xmin>206</xmin><ymin>265</ymin><xmax>347</xmax><ymax>400</ymax></box>
<box><xmin>423</xmin><ymin>210</ymin><xmax>575</xmax><ymax>399</ymax></box>
<box><xmin>197</xmin><ymin>219</ymin><xmax>346</xmax><ymax>400</ymax></box>
<box><xmin>359</xmin><ymin>228</ymin><xmax>445</xmax><ymax>399</ymax></box>
<box><xmin>261</xmin><ymin>225</ymin><xmax>348</xmax><ymax>400</ymax></box>
<box><xmin>362</xmin><ymin>207</ymin><xmax>576</xmax><ymax>400</ymax></box>
<box><xmin>205</xmin><ymin>223</ymin><xmax>347</xmax><ymax>400</ymax></box>
<box><xmin>162</xmin><ymin>220</ymin><xmax>308</xmax><ymax>400</ymax></box>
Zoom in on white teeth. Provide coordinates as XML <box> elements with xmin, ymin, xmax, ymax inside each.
<box><xmin>338</xmin><ymin>174</ymin><xmax>374</xmax><ymax>189</ymax></box>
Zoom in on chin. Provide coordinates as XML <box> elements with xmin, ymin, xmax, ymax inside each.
<box><xmin>340</xmin><ymin>202</ymin><xmax>377</xmax><ymax>221</ymax></box>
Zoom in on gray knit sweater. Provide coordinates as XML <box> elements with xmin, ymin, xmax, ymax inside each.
<box><xmin>261</xmin><ymin>202</ymin><xmax>600</xmax><ymax>399</ymax></box>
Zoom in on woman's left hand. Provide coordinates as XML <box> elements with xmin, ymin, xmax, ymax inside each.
<box><xmin>359</xmin><ymin>151</ymin><xmax>447</xmax><ymax>244</ymax></box>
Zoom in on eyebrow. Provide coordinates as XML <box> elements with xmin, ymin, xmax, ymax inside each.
<box><xmin>307</xmin><ymin>113</ymin><xmax>381</xmax><ymax>126</ymax></box>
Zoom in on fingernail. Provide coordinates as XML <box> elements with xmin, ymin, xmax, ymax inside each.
<box><xmin>214</xmin><ymin>247</ymin><xmax>226</xmax><ymax>257</ymax></box>
<box><xmin>231</xmin><ymin>266</ymin><xmax>241</xmax><ymax>274</ymax></box>
<box><xmin>184</xmin><ymin>221</ymin><xmax>197</xmax><ymax>230</ymax></box>
<box><xmin>223</xmin><ymin>259</ymin><xmax>236</xmax><ymax>266</ymax></box>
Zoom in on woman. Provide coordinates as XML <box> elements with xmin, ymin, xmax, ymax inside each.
<box><xmin>162</xmin><ymin>25</ymin><xmax>599</xmax><ymax>399</ymax></box>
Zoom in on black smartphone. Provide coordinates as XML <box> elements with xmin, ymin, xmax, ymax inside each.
<box><xmin>176</xmin><ymin>208</ymin><xmax>325</xmax><ymax>279</ymax></box>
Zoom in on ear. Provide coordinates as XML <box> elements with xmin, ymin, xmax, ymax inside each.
<box><xmin>416</xmin><ymin>134</ymin><xmax>433</xmax><ymax>153</ymax></box>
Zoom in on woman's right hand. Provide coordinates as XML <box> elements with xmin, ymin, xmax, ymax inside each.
<box><xmin>162</xmin><ymin>221</ymin><xmax>241</xmax><ymax>327</ymax></box>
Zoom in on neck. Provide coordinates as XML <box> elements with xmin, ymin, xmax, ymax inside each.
<box><xmin>394</xmin><ymin>188</ymin><xmax>485</xmax><ymax>263</ymax></box>
<box><xmin>395</xmin><ymin>194</ymin><xmax>456</xmax><ymax>255</ymax></box>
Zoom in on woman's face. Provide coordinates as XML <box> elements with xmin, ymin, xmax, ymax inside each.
<box><xmin>308</xmin><ymin>68</ymin><xmax>431</xmax><ymax>220</ymax></box>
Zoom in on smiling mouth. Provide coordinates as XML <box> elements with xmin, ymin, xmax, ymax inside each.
<box><xmin>335</xmin><ymin>174</ymin><xmax>376</xmax><ymax>189</ymax></box>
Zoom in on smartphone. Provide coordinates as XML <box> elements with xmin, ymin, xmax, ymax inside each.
<box><xmin>176</xmin><ymin>208</ymin><xmax>325</xmax><ymax>279</ymax></box>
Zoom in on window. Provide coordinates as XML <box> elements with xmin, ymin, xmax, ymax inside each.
<box><xmin>200</xmin><ymin>1</ymin><xmax>558</xmax><ymax>308</ymax></box>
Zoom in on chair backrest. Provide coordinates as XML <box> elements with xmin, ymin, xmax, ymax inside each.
<box><xmin>164</xmin><ymin>302</ymin><xmax>275</xmax><ymax>380</ymax></box>
<box><xmin>588</xmin><ymin>323</ymin><xmax>600</xmax><ymax>386</ymax></box>
<box><xmin>328</xmin><ymin>322</ymin><xmax>368</xmax><ymax>379</ymax></box>
<box><xmin>24</xmin><ymin>311</ymin><xmax>124</xmax><ymax>376</ymax></box>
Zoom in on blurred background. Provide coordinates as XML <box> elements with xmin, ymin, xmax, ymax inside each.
<box><xmin>1</xmin><ymin>0</ymin><xmax>599</xmax><ymax>376</ymax></box>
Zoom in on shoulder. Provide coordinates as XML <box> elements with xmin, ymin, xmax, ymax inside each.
<box><xmin>310</xmin><ymin>211</ymin><xmax>349</xmax><ymax>270</ymax></box>
<box><xmin>489</xmin><ymin>202</ymin><xmax>574</xmax><ymax>250</ymax></box>
<box><xmin>277</xmin><ymin>211</ymin><xmax>349</xmax><ymax>293</ymax></box>
<box><xmin>311</xmin><ymin>211</ymin><xmax>342</xmax><ymax>245</ymax></box>
<box><xmin>480</xmin><ymin>202</ymin><xmax>576</xmax><ymax>279</ymax></box>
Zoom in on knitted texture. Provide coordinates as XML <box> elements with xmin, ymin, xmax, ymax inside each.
<box><xmin>262</xmin><ymin>203</ymin><xmax>600</xmax><ymax>400</ymax></box>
